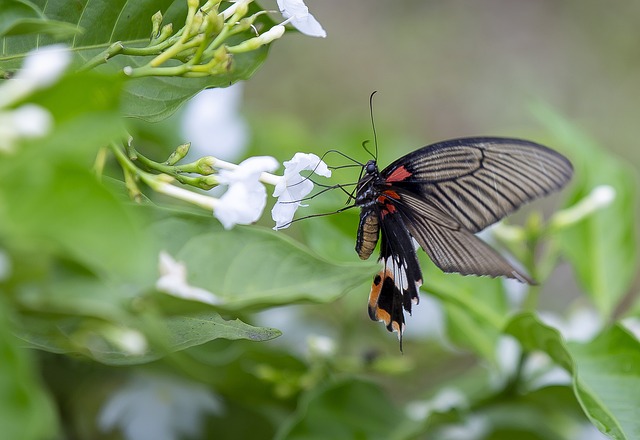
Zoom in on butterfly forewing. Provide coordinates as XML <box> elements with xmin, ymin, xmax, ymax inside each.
<box><xmin>382</xmin><ymin>138</ymin><xmax>573</xmax><ymax>233</ymax></box>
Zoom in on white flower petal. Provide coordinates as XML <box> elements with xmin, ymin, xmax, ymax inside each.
<box><xmin>156</xmin><ymin>251</ymin><xmax>222</xmax><ymax>305</ymax></box>
<box><xmin>0</xmin><ymin>105</ymin><xmax>52</xmax><ymax>153</ymax></box>
<box><xmin>99</xmin><ymin>373</ymin><xmax>222</xmax><ymax>440</ymax></box>
<box><xmin>277</xmin><ymin>0</ymin><xmax>327</xmax><ymax>38</ymax></box>
<box><xmin>17</xmin><ymin>44</ymin><xmax>71</xmax><ymax>89</ymax></box>
<box><xmin>215</xmin><ymin>180</ymin><xmax>267</xmax><ymax>229</ymax></box>
<box><xmin>11</xmin><ymin>104</ymin><xmax>52</xmax><ymax>137</ymax></box>
<box><xmin>213</xmin><ymin>156</ymin><xmax>278</xmax><ymax>229</ymax></box>
<box><xmin>271</xmin><ymin>152</ymin><xmax>331</xmax><ymax>229</ymax></box>
<box><xmin>181</xmin><ymin>85</ymin><xmax>249</xmax><ymax>162</ymax></box>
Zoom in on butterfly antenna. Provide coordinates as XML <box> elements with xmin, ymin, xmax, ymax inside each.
<box><xmin>279</xmin><ymin>204</ymin><xmax>358</xmax><ymax>229</ymax></box>
<box><xmin>322</xmin><ymin>149</ymin><xmax>364</xmax><ymax>167</ymax></box>
<box><xmin>369</xmin><ymin>90</ymin><xmax>379</xmax><ymax>160</ymax></box>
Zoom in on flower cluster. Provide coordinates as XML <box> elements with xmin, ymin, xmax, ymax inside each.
<box><xmin>148</xmin><ymin>151</ymin><xmax>332</xmax><ymax>230</ymax></box>
<box><xmin>119</xmin><ymin>0</ymin><xmax>326</xmax><ymax>79</ymax></box>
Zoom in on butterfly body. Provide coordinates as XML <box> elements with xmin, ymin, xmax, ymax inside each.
<box><xmin>354</xmin><ymin>137</ymin><xmax>573</xmax><ymax>342</ymax></box>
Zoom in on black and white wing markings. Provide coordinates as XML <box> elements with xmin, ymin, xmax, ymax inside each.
<box><xmin>367</xmin><ymin>204</ymin><xmax>422</xmax><ymax>342</ymax></box>
<box><xmin>382</xmin><ymin>137</ymin><xmax>574</xmax><ymax>233</ymax></box>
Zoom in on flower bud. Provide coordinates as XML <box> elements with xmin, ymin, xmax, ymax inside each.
<box><xmin>549</xmin><ymin>185</ymin><xmax>616</xmax><ymax>231</ymax></box>
<box><xmin>165</xmin><ymin>142</ymin><xmax>190</xmax><ymax>165</ymax></box>
<box><xmin>227</xmin><ymin>25</ymin><xmax>285</xmax><ymax>53</ymax></box>
<box><xmin>151</xmin><ymin>11</ymin><xmax>163</xmax><ymax>38</ymax></box>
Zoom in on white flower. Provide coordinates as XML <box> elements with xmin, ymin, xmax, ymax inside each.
<box><xmin>405</xmin><ymin>388</ymin><xmax>467</xmax><ymax>421</ymax></box>
<box><xmin>180</xmin><ymin>84</ymin><xmax>249</xmax><ymax>162</ymax></box>
<box><xmin>214</xmin><ymin>156</ymin><xmax>279</xmax><ymax>229</ymax></box>
<box><xmin>271</xmin><ymin>152</ymin><xmax>331</xmax><ymax>230</ymax></box>
<box><xmin>0</xmin><ymin>44</ymin><xmax>71</xmax><ymax>107</ymax></box>
<box><xmin>99</xmin><ymin>372</ymin><xmax>222</xmax><ymax>440</ymax></box>
<box><xmin>17</xmin><ymin>44</ymin><xmax>71</xmax><ymax>88</ymax></box>
<box><xmin>307</xmin><ymin>334</ymin><xmax>336</xmax><ymax>358</ymax></box>
<box><xmin>550</xmin><ymin>185</ymin><xmax>616</xmax><ymax>230</ymax></box>
<box><xmin>538</xmin><ymin>307</ymin><xmax>601</xmax><ymax>343</ymax></box>
<box><xmin>156</xmin><ymin>251</ymin><xmax>223</xmax><ymax>305</ymax></box>
<box><xmin>101</xmin><ymin>326</ymin><xmax>148</xmax><ymax>356</ymax></box>
<box><xmin>0</xmin><ymin>104</ymin><xmax>52</xmax><ymax>153</ymax></box>
<box><xmin>277</xmin><ymin>0</ymin><xmax>327</xmax><ymax>38</ymax></box>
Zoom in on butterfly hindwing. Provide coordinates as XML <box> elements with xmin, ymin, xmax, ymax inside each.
<box><xmin>367</xmin><ymin>205</ymin><xmax>422</xmax><ymax>343</ymax></box>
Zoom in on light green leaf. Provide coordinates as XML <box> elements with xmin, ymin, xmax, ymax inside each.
<box><xmin>150</xmin><ymin>216</ymin><xmax>374</xmax><ymax>310</ymax></box>
<box><xmin>17</xmin><ymin>309</ymin><xmax>280</xmax><ymax>365</ymax></box>
<box><xmin>506</xmin><ymin>312</ymin><xmax>640</xmax><ymax>440</ymax></box>
<box><xmin>533</xmin><ymin>104</ymin><xmax>638</xmax><ymax>318</ymax></box>
<box><xmin>423</xmin><ymin>259</ymin><xmax>508</xmax><ymax>361</ymax></box>
<box><xmin>0</xmin><ymin>298</ymin><xmax>58</xmax><ymax>440</ymax></box>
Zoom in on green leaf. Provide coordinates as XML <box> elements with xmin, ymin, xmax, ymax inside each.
<box><xmin>0</xmin><ymin>298</ymin><xmax>58</xmax><ymax>439</ymax></box>
<box><xmin>149</xmin><ymin>216</ymin><xmax>374</xmax><ymax>311</ymax></box>
<box><xmin>0</xmin><ymin>0</ymin><xmax>275</xmax><ymax>121</ymax></box>
<box><xmin>17</xmin><ymin>308</ymin><xmax>280</xmax><ymax>365</ymax></box>
<box><xmin>89</xmin><ymin>311</ymin><xmax>282</xmax><ymax>365</ymax></box>
<box><xmin>506</xmin><ymin>312</ymin><xmax>640</xmax><ymax>439</ymax></box>
<box><xmin>0</xmin><ymin>0</ymin><xmax>79</xmax><ymax>38</ymax></box>
<box><xmin>533</xmin><ymin>104</ymin><xmax>638</xmax><ymax>317</ymax></box>
<box><xmin>423</xmin><ymin>259</ymin><xmax>508</xmax><ymax>361</ymax></box>
<box><xmin>275</xmin><ymin>379</ymin><xmax>404</xmax><ymax>440</ymax></box>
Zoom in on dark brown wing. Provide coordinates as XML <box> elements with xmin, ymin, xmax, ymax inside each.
<box><xmin>381</xmin><ymin>137</ymin><xmax>573</xmax><ymax>233</ymax></box>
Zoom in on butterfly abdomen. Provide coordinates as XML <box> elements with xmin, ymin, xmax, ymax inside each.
<box><xmin>356</xmin><ymin>210</ymin><xmax>380</xmax><ymax>260</ymax></box>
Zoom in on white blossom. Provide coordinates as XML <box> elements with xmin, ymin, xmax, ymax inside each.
<box><xmin>99</xmin><ymin>372</ymin><xmax>222</xmax><ymax>440</ymax></box>
<box><xmin>156</xmin><ymin>251</ymin><xmax>223</xmax><ymax>305</ymax></box>
<box><xmin>0</xmin><ymin>44</ymin><xmax>71</xmax><ymax>107</ymax></box>
<box><xmin>271</xmin><ymin>152</ymin><xmax>331</xmax><ymax>230</ymax></box>
<box><xmin>0</xmin><ymin>104</ymin><xmax>52</xmax><ymax>153</ymax></box>
<box><xmin>277</xmin><ymin>0</ymin><xmax>327</xmax><ymax>38</ymax></box>
<box><xmin>181</xmin><ymin>84</ymin><xmax>249</xmax><ymax>162</ymax></box>
<box><xmin>214</xmin><ymin>156</ymin><xmax>279</xmax><ymax>229</ymax></box>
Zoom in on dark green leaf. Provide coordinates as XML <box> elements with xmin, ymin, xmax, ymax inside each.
<box><xmin>0</xmin><ymin>0</ymin><xmax>275</xmax><ymax>121</ymax></box>
<box><xmin>0</xmin><ymin>0</ymin><xmax>79</xmax><ymax>38</ymax></box>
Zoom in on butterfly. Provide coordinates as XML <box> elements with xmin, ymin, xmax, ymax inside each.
<box><xmin>354</xmin><ymin>137</ymin><xmax>573</xmax><ymax>344</ymax></box>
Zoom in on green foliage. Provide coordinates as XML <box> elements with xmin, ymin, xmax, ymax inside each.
<box><xmin>0</xmin><ymin>2</ymin><xmax>638</xmax><ymax>440</ymax></box>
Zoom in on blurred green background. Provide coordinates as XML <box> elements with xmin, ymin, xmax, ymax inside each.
<box><xmin>246</xmin><ymin>0</ymin><xmax>640</xmax><ymax>167</ymax></box>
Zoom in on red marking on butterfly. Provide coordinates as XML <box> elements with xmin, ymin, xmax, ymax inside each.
<box><xmin>385</xmin><ymin>165</ymin><xmax>412</xmax><ymax>183</ymax></box>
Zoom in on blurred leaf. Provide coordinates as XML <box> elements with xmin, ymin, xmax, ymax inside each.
<box><xmin>17</xmin><ymin>308</ymin><xmax>280</xmax><ymax>365</ymax></box>
<box><xmin>0</xmin><ymin>298</ymin><xmax>58</xmax><ymax>439</ymax></box>
<box><xmin>533</xmin><ymin>104</ymin><xmax>638</xmax><ymax>317</ymax></box>
<box><xmin>506</xmin><ymin>312</ymin><xmax>640</xmax><ymax>440</ymax></box>
<box><xmin>0</xmin><ymin>0</ymin><xmax>275</xmax><ymax>121</ymax></box>
<box><xmin>0</xmin><ymin>70</ymin><xmax>154</xmax><ymax>281</ymax></box>
<box><xmin>149</xmin><ymin>216</ymin><xmax>374</xmax><ymax>311</ymax></box>
<box><xmin>275</xmin><ymin>379</ymin><xmax>404</xmax><ymax>440</ymax></box>
<box><xmin>0</xmin><ymin>0</ymin><xmax>79</xmax><ymax>38</ymax></box>
<box><xmin>423</xmin><ymin>259</ymin><xmax>508</xmax><ymax>361</ymax></box>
